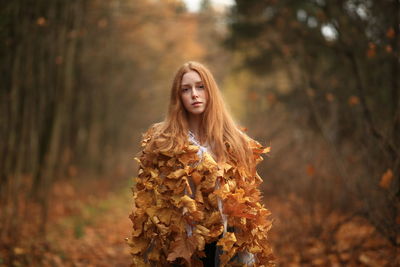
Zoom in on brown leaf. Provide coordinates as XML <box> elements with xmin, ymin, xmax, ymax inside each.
<box><xmin>167</xmin><ymin>235</ymin><xmax>196</xmax><ymax>264</ymax></box>
<box><xmin>167</xmin><ymin>168</ymin><xmax>187</xmax><ymax>179</ymax></box>
<box><xmin>178</xmin><ymin>149</ymin><xmax>199</xmax><ymax>165</ymax></box>
<box><xmin>191</xmin><ymin>171</ymin><xmax>202</xmax><ymax>186</ymax></box>
<box><xmin>129</xmin><ymin>236</ymin><xmax>150</xmax><ymax>254</ymax></box>
<box><xmin>379</xmin><ymin>169</ymin><xmax>393</xmax><ymax>189</ymax></box>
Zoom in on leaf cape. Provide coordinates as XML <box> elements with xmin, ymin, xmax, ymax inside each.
<box><xmin>127</xmin><ymin>127</ymin><xmax>275</xmax><ymax>267</ymax></box>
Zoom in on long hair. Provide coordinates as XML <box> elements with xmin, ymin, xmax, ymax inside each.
<box><xmin>146</xmin><ymin>61</ymin><xmax>255</xmax><ymax>174</ymax></box>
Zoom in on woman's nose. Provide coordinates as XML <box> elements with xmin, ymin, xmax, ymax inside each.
<box><xmin>191</xmin><ymin>87</ymin><xmax>199</xmax><ymax>98</ymax></box>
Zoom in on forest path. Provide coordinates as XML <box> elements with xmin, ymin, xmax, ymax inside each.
<box><xmin>44</xmin><ymin>181</ymin><xmax>133</xmax><ymax>267</ymax></box>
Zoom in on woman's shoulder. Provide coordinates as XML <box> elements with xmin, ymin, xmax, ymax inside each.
<box><xmin>237</xmin><ymin>127</ymin><xmax>257</xmax><ymax>145</ymax></box>
<box><xmin>143</xmin><ymin>121</ymin><xmax>164</xmax><ymax>136</ymax></box>
<box><xmin>140</xmin><ymin>122</ymin><xmax>165</xmax><ymax>147</ymax></box>
<box><xmin>237</xmin><ymin>127</ymin><xmax>270</xmax><ymax>155</ymax></box>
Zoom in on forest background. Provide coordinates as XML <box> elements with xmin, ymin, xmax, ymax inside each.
<box><xmin>0</xmin><ymin>0</ymin><xmax>399</xmax><ymax>266</ymax></box>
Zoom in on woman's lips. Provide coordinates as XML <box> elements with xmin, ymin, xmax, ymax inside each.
<box><xmin>192</xmin><ymin>102</ymin><xmax>202</xmax><ymax>106</ymax></box>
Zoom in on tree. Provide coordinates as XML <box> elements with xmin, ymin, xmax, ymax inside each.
<box><xmin>226</xmin><ymin>0</ymin><xmax>400</xmax><ymax>245</ymax></box>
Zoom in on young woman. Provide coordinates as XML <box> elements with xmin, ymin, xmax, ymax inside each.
<box><xmin>128</xmin><ymin>61</ymin><xmax>274</xmax><ymax>266</ymax></box>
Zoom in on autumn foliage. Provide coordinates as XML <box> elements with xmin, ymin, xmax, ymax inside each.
<box><xmin>127</xmin><ymin>127</ymin><xmax>274</xmax><ymax>266</ymax></box>
<box><xmin>1</xmin><ymin>0</ymin><xmax>399</xmax><ymax>266</ymax></box>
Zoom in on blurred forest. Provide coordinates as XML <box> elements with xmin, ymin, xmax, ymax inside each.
<box><xmin>0</xmin><ymin>0</ymin><xmax>399</xmax><ymax>266</ymax></box>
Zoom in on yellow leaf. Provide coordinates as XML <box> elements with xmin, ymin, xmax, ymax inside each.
<box><xmin>13</xmin><ymin>247</ymin><xmax>24</xmax><ymax>255</ymax></box>
<box><xmin>194</xmin><ymin>225</ymin><xmax>210</xmax><ymax>236</ymax></box>
<box><xmin>199</xmin><ymin>152</ymin><xmax>218</xmax><ymax>171</ymax></box>
<box><xmin>178</xmin><ymin>149</ymin><xmax>199</xmax><ymax>165</ymax></box>
<box><xmin>217</xmin><ymin>233</ymin><xmax>238</xmax><ymax>265</ymax></box>
<box><xmin>208</xmin><ymin>225</ymin><xmax>224</xmax><ymax>238</ymax></box>
<box><xmin>217</xmin><ymin>232</ymin><xmax>237</xmax><ymax>252</ymax></box>
<box><xmin>180</xmin><ymin>195</ymin><xmax>197</xmax><ymax>213</ymax></box>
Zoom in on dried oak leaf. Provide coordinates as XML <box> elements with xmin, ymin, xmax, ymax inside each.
<box><xmin>180</xmin><ymin>195</ymin><xmax>197</xmax><ymax>213</ymax></box>
<box><xmin>130</xmin><ymin>255</ymin><xmax>150</xmax><ymax>267</ymax></box>
<box><xmin>167</xmin><ymin>235</ymin><xmax>196</xmax><ymax>264</ymax></box>
<box><xmin>379</xmin><ymin>169</ymin><xmax>393</xmax><ymax>189</ymax></box>
<box><xmin>194</xmin><ymin>224</ymin><xmax>210</xmax><ymax>236</ymax></box>
<box><xmin>129</xmin><ymin>236</ymin><xmax>150</xmax><ymax>254</ymax></box>
<box><xmin>191</xmin><ymin>171</ymin><xmax>202</xmax><ymax>186</ymax></box>
<box><xmin>204</xmin><ymin>211</ymin><xmax>222</xmax><ymax>227</ymax></box>
<box><xmin>201</xmin><ymin>172</ymin><xmax>218</xmax><ymax>191</ymax></box>
<box><xmin>194</xmin><ymin>185</ymin><xmax>204</xmax><ymax>203</ymax></box>
<box><xmin>217</xmin><ymin>232</ymin><xmax>237</xmax><ymax>252</ymax></box>
<box><xmin>217</xmin><ymin>232</ymin><xmax>239</xmax><ymax>265</ymax></box>
<box><xmin>192</xmin><ymin>233</ymin><xmax>206</xmax><ymax>251</ymax></box>
<box><xmin>208</xmin><ymin>225</ymin><xmax>224</xmax><ymax>238</ymax></box>
<box><xmin>129</xmin><ymin>208</ymin><xmax>146</xmax><ymax>237</ymax></box>
<box><xmin>198</xmin><ymin>152</ymin><xmax>218</xmax><ymax>172</ymax></box>
<box><xmin>134</xmin><ymin>190</ymin><xmax>154</xmax><ymax>209</ymax></box>
<box><xmin>178</xmin><ymin>148</ymin><xmax>199</xmax><ymax>165</ymax></box>
<box><xmin>167</xmin><ymin>168</ymin><xmax>188</xmax><ymax>179</ymax></box>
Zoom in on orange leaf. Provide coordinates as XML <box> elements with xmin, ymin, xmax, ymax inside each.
<box><xmin>191</xmin><ymin>171</ymin><xmax>202</xmax><ymax>185</ymax></box>
<box><xmin>367</xmin><ymin>43</ymin><xmax>376</xmax><ymax>58</ymax></box>
<box><xmin>385</xmin><ymin>45</ymin><xmax>393</xmax><ymax>53</ymax></box>
<box><xmin>36</xmin><ymin>17</ymin><xmax>46</xmax><ymax>26</ymax></box>
<box><xmin>325</xmin><ymin>93</ymin><xmax>334</xmax><ymax>102</ymax></box>
<box><xmin>386</xmin><ymin>27</ymin><xmax>395</xmax><ymax>39</ymax></box>
<box><xmin>306</xmin><ymin>164</ymin><xmax>315</xmax><ymax>176</ymax></box>
<box><xmin>348</xmin><ymin>96</ymin><xmax>359</xmax><ymax>106</ymax></box>
<box><xmin>379</xmin><ymin>169</ymin><xmax>393</xmax><ymax>189</ymax></box>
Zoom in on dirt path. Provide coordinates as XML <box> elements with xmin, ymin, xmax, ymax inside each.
<box><xmin>43</xmin><ymin>184</ymin><xmax>133</xmax><ymax>267</ymax></box>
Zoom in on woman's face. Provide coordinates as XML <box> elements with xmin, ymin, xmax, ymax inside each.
<box><xmin>180</xmin><ymin>70</ymin><xmax>207</xmax><ymax>116</ymax></box>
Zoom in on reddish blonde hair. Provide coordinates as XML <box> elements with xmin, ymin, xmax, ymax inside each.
<box><xmin>146</xmin><ymin>61</ymin><xmax>255</xmax><ymax>174</ymax></box>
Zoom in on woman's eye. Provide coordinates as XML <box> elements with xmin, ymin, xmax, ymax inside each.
<box><xmin>181</xmin><ymin>88</ymin><xmax>189</xmax><ymax>92</ymax></box>
<box><xmin>197</xmin><ymin>85</ymin><xmax>205</xmax><ymax>89</ymax></box>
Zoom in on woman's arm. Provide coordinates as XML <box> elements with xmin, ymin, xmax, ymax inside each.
<box><xmin>214</xmin><ymin>137</ymin><xmax>274</xmax><ymax>266</ymax></box>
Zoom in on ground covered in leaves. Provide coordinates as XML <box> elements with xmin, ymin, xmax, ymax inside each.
<box><xmin>1</xmin><ymin>178</ymin><xmax>398</xmax><ymax>266</ymax></box>
<box><xmin>0</xmin><ymin>179</ymin><xmax>132</xmax><ymax>267</ymax></box>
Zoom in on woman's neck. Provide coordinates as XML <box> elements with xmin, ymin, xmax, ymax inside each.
<box><xmin>188</xmin><ymin>114</ymin><xmax>202</xmax><ymax>139</ymax></box>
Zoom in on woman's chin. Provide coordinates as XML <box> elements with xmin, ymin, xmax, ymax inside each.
<box><xmin>188</xmin><ymin>109</ymin><xmax>205</xmax><ymax>116</ymax></box>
